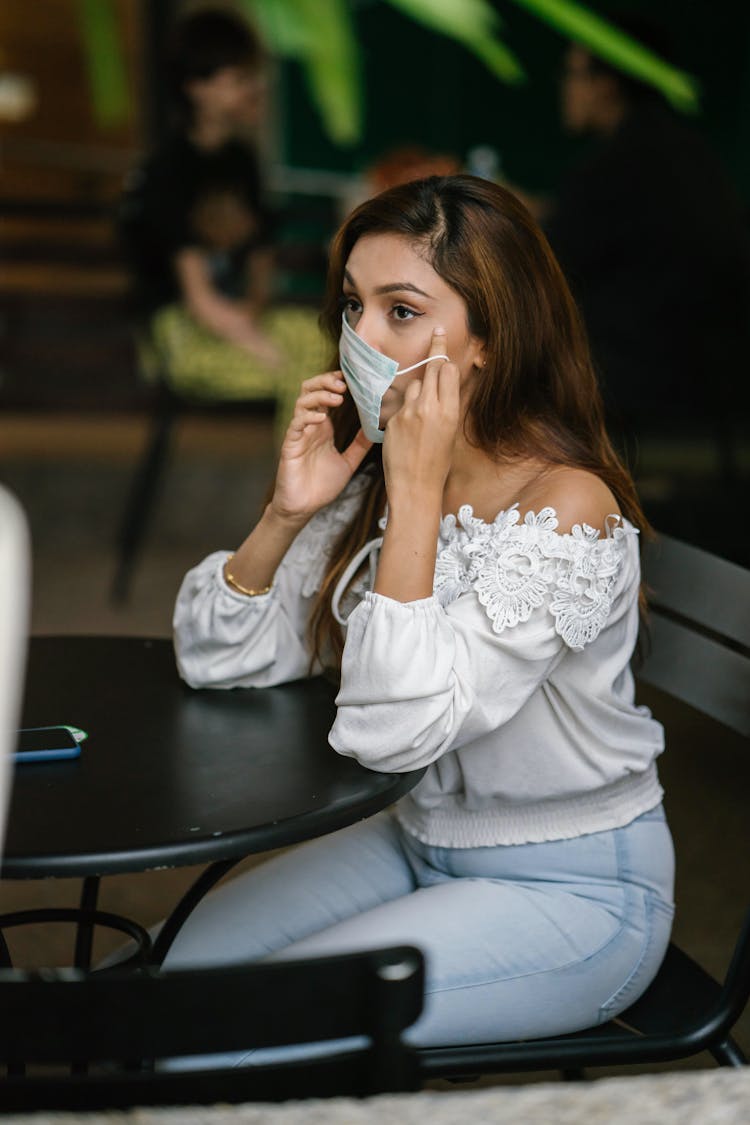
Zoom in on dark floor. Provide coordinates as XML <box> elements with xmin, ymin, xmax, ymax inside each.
<box><xmin>0</xmin><ymin>406</ymin><xmax>747</xmax><ymax>1085</ymax></box>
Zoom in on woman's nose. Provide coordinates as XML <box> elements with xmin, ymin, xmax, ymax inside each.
<box><xmin>353</xmin><ymin>310</ymin><xmax>383</xmax><ymax>354</ymax></box>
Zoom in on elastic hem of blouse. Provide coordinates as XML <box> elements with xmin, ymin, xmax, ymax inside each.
<box><xmin>395</xmin><ymin>764</ymin><xmax>663</xmax><ymax>848</ymax></box>
<box><xmin>362</xmin><ymin>590</ymin><xmax>438</xmax><ymax>611</ymax></box>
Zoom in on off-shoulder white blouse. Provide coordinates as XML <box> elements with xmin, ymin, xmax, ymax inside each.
<box><xmin>173</xmin><ymin>473</ymin><xmax>664</xmax><ymax>846</ymax></box>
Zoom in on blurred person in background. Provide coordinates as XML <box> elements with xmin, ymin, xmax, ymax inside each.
<box><xmin>367</xmin><ymin>145</ymin><xmax>461</xmax><ymax>193</ymax></box>
<box><xmin>525</xmin><ymin>19</ymin><xmax>750</xmax><ymax>467</ymax></box>
<box><xmin>118</xmin><ymin>6</ymin><xmax>324</xmax><ymax>439</ymax></box>
<box><xmin>340</xmin><ymin>145</ymin><xmax>461</xmax><ymax>221</ymax></box>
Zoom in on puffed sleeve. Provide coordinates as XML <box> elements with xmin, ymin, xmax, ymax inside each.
<box><xmin>173</xmin><ymin>551</ymin><xmax>313</xmax><ymax>689</ymax></box>
<box><xmin>173</xmin><ymin>473</ymin><xmax>374</xmax><ymax>689</ymax></box>
<box><xmin>329</xmin><ymin>590</ymin><xmax>566</xmax><ymax>772</ymax></box>
<box><xmin>328</xmin><ymin>507</ymin><xmax>636</xmax><ymax>772</ymax></box>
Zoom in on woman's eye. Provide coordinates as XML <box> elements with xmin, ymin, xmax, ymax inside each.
<box><xmin>340</xmin><ymin>295</ymin><xmax>362</xmax><ymax>322</ymax></box>
<box><xmin>392</xmin><ymin>304</ymin><xmax>419</xmax><ymax>321</ymax></box>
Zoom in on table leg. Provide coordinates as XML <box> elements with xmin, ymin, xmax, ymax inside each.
<box><xmin>71</xmin><ymin>879</ymin><xmax>99</xmax><ymax>1080</ymax></box>
<box><xmin>149</xmin><ymin>858</ymin><xmax>240</xmax><ymax>967</ymax></box>
<box><xmin>73</xmin><ymin>876</ymin><xmax>100</xmax><ymax>970</ymax></box>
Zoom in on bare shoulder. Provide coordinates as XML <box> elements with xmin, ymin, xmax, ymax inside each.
<box><xmin>519</xmin><ymin>467</ymin><xmax>621</xmax><ymax>535</ymax></box>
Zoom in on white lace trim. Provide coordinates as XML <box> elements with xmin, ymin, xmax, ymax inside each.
<box><xmin>433</xmin><ymin>504</ymin><xmax>636</xmax><ymax>650</ymax></box>
<box><xmin>289</xmin><ymin>486</ymin><xmax>636</xmax><ymax>648</ymax></box>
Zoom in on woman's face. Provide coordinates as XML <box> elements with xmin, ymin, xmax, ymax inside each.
<box><xmin>342</xmin><ymin>233</ymin><xmax>485</xmax><ymax>429</ymax></box>
<box><xmin>187</xmin><ymin>65</ymin><xmax>267</xmax><ymax>127</ymax></box>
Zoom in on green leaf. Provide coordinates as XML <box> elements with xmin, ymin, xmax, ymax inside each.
<box><xmin>240</xmin><ymin>0</ymin><xmax>312</xmax><ymax>57</ymax></box>
<box><xmin>387</xmin><ymin>0</ymin><xmax>507</xmax><ymax>36</ymax></box>
<box><xmin>462</xmin><ymin>34</ymin><xmax>527</xmax><ymax>85</ymax></box>
<box><xmin>76</xmin><ymin>0</ymin><xmax>130</xmax><ymax>127</ymax></box>
<box><xmin>243</xmin><ymin>0</ymin><xmax>362</xmax><ymax>145</ymax></box>
<box><xmin>386</xmin><ymin>0</ymin><xmax>525</xmax><ymax>83</ymax></box>
<box><xmin>511</xmin><ymin>0</ymin><xmax>699</xmax><ymax>112</ymax></box>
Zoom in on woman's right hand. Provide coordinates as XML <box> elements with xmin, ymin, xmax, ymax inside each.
<box><xmin>269</xmin><ymin>372</ymin><xmax>372</xmax><ymax>527</ymax></box>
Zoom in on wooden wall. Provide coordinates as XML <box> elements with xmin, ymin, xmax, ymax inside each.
<box><xmin>0</xmin><ymin>0</ymin><xmax>144</xmax><ymax>207</ymax></box>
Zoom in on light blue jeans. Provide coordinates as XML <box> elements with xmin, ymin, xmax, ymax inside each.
<box><xmin>162</xmin><ymin>804</ymin><xmax>674</xmax><ymax>1064</ymax></box>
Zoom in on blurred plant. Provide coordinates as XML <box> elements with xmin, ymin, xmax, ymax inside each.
<box><xmin>513</xmin><ymin>1</ymin><xmax>697</xmax><ymax>111</ymax></box>
<box><xmin>79</xmin><ymin>0</ymin><xmax>699</xmax><ymax>143</ymax></box>
<box><xmin>76</xmin><ymin>0</ymin><xmax>129</xmax><ymax>127</ymax></box>
<box><xmin>248</xmin><ymin>0</ymin><xmax>365</xmax><ymax>147</ymax></box>
<box><xmin>246</xmin><ymin>0</ymin><xmax>700</xmax><ymax>143</ymax></box>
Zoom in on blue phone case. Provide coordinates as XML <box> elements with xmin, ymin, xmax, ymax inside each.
<box><xmin>15</xmin><ymin>727</ymin><xmax>82</xmax><ymax>763</ymax></box>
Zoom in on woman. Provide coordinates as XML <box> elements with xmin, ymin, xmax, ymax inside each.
<box><xmin>170</xmin><ymin>176</ymin><xmax>674</xmax><ymax>1050</ymax></box>
<box><xmin>119</xmin><ymin>7</ymin><xmax>324</xmax><ymax>440</ymax></box>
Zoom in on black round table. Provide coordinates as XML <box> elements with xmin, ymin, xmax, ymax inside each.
<box><xmin>1</xmin><ymin>636</ymin><xmax>424</xmax><ymax>966</ymax></box>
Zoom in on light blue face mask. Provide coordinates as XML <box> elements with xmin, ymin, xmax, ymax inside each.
<box><xmin>338</xmin><ymin>312</ymin><xmax>450</xmax><ymax>443</ymax></box>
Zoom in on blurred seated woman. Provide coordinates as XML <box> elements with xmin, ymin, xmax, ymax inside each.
<box><xmin>118</xmin><ymin>8</ymin><xmax>323</xmax><ymax>441</ymax></box>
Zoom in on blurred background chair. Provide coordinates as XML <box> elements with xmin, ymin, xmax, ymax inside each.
<box><xmin>110</xmin><ymin>298</ymin><xmax>325</xmax><ymax>604</ymax></box>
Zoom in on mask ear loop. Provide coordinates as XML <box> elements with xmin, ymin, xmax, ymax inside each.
<box><xmin>362</xmin><ymin>354</ymin><xmax>449</xmax><ymax>439</ymax></box>
<box><xmin>331</xmin><ymin>537</ymin><xmax>384</xmax><ymax>626</ymax></box>
<box><xmin>395</xmin><ymin>355</ymin><xmax>450</xmax><ymax>375</ymax></box>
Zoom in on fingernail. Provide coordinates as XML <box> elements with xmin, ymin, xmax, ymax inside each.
<box><xmin>434</xmin><ymin>326</ymin><xmax>446</xmax><ymax>335</ymax></box>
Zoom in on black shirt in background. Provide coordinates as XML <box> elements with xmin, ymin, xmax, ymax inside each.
<box><xmin>119</xmin><ymin>134</ymin><xmax>274</xmax><ymax>316</ymax></box>
<box><xmin>545</xmin><ymin>102</ymin><xmax>750</xmax><ymax>432</ymax></box>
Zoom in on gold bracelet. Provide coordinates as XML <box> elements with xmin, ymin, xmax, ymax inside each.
<box><xmin>224</xmin><ymin>554</ymin><xmax>272</xmax><ymax>598</ymax></box>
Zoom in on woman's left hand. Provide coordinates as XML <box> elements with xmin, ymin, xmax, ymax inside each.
<box><xmin>382</xmin><ymin>326</ymin><xmax>461</xmax><ymax>508</ymax></box>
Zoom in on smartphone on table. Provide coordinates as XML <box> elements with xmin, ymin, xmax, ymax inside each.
<box><xmin>15</xmin><ymin>726</ymin><xmax>83</xmax><ymax>763</ymax></box>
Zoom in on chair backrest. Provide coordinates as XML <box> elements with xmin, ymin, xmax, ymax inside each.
<box><xmin>638</xmin><ymin>533</ymin><xmax>750</xmax><ymax>736</ymax></box>
<box><xmin>0</xmin><ymin>944</ymin><xmax>424</xmax><ymax>1111</ymax></box>
<box><xmin>0</xmin><ymin>486</ymin><xmax>30</xmax><ymax>852</ymax></box>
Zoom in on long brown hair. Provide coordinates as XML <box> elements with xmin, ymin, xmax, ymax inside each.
<box><xmin>309</xmin><ymin>175</ymin><xmax>649</xmax><ymax>668</ymax></box>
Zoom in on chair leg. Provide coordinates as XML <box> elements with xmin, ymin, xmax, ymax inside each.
<box><xmin>111</xmin><ymin>396</ymin><xmax>177</xmax><ymax>603</ymax></box>
<box><xmin>73</xmin><ymin>877</ymin><xmax>100</xmax><ymax>971</ymax></box>
<box><xmin>710</xmin><ymin>1036</ymin><xmax>747</xmax><ymax>1067</ymax></box>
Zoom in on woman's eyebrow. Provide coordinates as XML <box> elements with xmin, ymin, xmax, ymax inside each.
<box><xmin>343</xmin><ymin>269</ymin><xmax>433</xmax><ymax>299</ymax></box>
<box><xmin>375</xmin><ymin>282</ymin><xmax>434</xmax><ymax>298</ymax></box>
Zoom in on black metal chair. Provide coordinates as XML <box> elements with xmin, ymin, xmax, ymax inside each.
<box><xmin>417</xmin><ymin>532</ymin><xmax>750</xmax><ymax>1081</ymax></box>
<box><xmin>110</xmin><ymin>370</ymin><xmax>275</xmax><ymax>604</ymax></box>
<box><xmin>0</xmin><ymin>945</ymin><xmax>423</xmax><ymax>1112</ymax></box>
<box><xmin>110</xmin><ymin>297</ymin><xmax>326</xmax><ymax>604</ymax></box>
